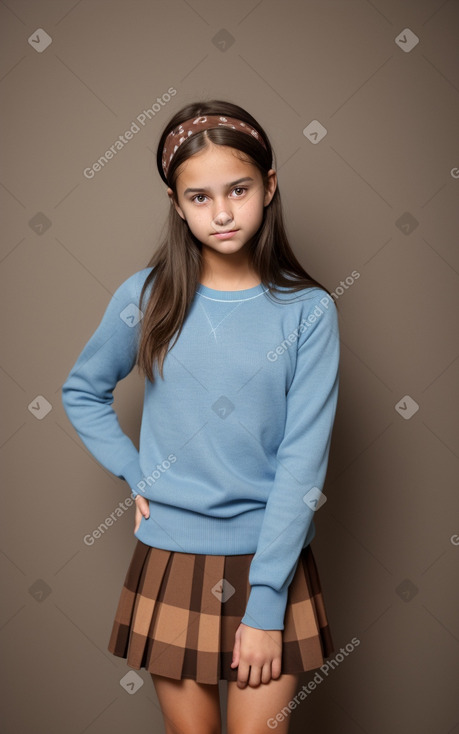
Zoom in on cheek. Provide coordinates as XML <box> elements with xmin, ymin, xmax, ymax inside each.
<box><xmin>240</xmin><ymin>196</ymin><xmax>264</xmax><ymax>222</ymax></box>
<box><xmin>184</xmin><ymin>209</ymin><xmax>210</xmax><ymax>233</ymax></box>
<box><xmin>189</xmin><ymin>210</ymin><xmax>209</xmax><ymax>227</ymax></box>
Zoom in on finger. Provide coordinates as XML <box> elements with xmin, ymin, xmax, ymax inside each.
<box><xmin>271</xmin><ymin>656</ymin><xmax>282</xmax><ymax>680</ymax></box>
<box><xmin>136</xmin><ymin>495</ymin><xmax>148</xmax><ymax>514</ymax></box>
<box><xmin>247</xmin><ymin>664</ymin><xmax>261</xmax><ymax>688</ymax></box>
<box><xmin>134</xmin><ymin>503</ymin><xmax>145</xmax><ymax>531</ymax></box>
<box><xmin>135</xmin><ymin>494</ymin><xmax>150</xmax><ymax>518</ymax></box>
<box><xmin>261</xmin><ymin>662</ymin><xmax>272</xmax><ymax>685</ymax></box>
<box><xmin>231</xmin><ymin>633</ymin><xmax>240</xmax><ymax>668</ymax></box>
<box><xmin>237</xmin><ymin>662</ymin><xmax>250</xmax><ymax>689</ymax></box>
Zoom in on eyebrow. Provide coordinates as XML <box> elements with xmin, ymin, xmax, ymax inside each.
<box><xmin>183</xmin><ymin>177</ymin><xmax>255</xmax><ymax>196</ymax></box>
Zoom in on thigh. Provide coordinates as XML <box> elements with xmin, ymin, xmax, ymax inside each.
<box><xmin>151</xmin><ymin>673</ymin><xmax>222</xmax><ymax>734</ymax></box>
<box><xmin>227</xmin><ymin>673</ymin><xmax>299</xmax><ymax>734</ymax></box>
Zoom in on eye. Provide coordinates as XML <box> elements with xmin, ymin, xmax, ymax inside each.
<box><xmin>190</xmin><ymin>187</ymin><xmax>248</xmax><ymax>204</ymax></box>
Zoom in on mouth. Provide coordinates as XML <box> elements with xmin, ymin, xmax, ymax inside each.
<box><xmin>212</xmin><ymin>229</ymin><xmax>239</xmax><ymax>239</ymax></box>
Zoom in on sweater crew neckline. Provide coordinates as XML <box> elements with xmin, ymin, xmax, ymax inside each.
<box><xmin>196</xmin><ymin>282</ymin><xmax>270</xmax><ymax>302</ymax></box>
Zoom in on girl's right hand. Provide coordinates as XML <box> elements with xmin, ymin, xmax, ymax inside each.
<box><xmin>134</xmin><ymin>494</ymin><xmax>150</xmax><ymax>533</ymax></box>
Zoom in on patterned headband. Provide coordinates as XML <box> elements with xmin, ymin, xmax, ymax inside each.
<box><xmin>161</xmin><ymin>114</ymin><xmax>268</xmax><ymax>179</ymax></box>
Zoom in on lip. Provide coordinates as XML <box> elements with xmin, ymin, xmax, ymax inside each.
<box><xmin>212</xmin><ymin>230</ymin><xmax>239</xmax><ymax>240</ymax></box>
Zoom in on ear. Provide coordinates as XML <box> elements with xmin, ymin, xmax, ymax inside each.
<box><xmin>166</xmin><ymin>187</ymin><xmax>186</xmax><ymax>221</ymax></box>
<box><xmin>263</xmin><ymin>169</ymin><xmax>277</xmax><ymax>207</ymax></box>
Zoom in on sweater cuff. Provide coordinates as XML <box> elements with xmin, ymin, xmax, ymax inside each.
<box><xmin>122</xmin><ymin>457</ymin><xmax>145</xmax><ymax>498</ymax></box>
<box><xmin>240</xmin><ymin>584</ymin><xmax>289</xmax><ymax>631</ymax></box>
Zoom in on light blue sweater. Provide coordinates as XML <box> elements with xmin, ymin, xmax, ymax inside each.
<box><xmin>61</xmin><ymin>267</ymin><xmax>340</xmax><ymax>631</ymax></box>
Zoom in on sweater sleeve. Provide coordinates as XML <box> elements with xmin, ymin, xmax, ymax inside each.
<box><xmin>240</xmin><ymin>290</ymin><xmax>340</xmax><ymax>631</ymax></box>
<box><xmin>61</xmin><ymin>270</ymin><xmax>149</xmax><ymax>496</ymax></box>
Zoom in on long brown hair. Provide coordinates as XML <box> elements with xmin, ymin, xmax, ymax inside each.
<box><xmin>137</xmin><ymin>99</ymin><xmax>335</xmax><ymax>383</ymax></box>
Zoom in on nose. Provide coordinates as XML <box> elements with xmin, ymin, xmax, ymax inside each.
<box><xmin>211</xmin><ymin>199</ymin><xmax>234</xmax><ymax>229</ymax></box>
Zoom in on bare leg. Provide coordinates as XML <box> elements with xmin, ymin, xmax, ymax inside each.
<box><xmin>151</xmin><ymin>673</ymin><xmax>222</xmax><ymax>734</ymax></box>
<box><xmin>227</xmin><ymin>673</ymin><xmax>299</xmax><ymax>734</ymax></box>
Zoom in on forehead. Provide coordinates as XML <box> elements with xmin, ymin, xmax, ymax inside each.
<box><xmin>174</xmin><ymin>143</ymin><xmax>259</xmax><ymax>188</ymax></box>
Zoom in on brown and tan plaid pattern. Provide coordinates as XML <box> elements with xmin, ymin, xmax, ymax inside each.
<box><xmin>107</xmin><ymin>540</ymin><xmax>334</xmax><ymax>685</ymax></box>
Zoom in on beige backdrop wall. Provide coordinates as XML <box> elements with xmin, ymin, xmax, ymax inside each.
<box><xmin>1</xmin><ymin>1</ymin><xmax>458</xmax><ymax>733</ymax></box>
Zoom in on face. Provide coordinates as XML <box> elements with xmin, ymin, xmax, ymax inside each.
<box><xmin>167</xmin><ymin>142</ymin><xmax>277</xmax><ymax>257</ymax></box>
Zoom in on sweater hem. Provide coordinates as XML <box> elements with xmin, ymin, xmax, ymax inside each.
<box><xmin>134</xmin><ymin>503</ymin><xmax>266</xmax><ymax>554</ymax></box>
<box><xmin>134</xmin><ymin>503</ymin><xmax>316</xmax><ymax>556</ymax></box>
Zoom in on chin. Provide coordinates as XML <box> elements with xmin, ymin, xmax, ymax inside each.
<box><xmin>212</xmin><ymin>244</ymin><xmax>246</xmax><ymax>254</ymax></box>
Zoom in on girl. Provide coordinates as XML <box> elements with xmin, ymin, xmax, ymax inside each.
<box><xmin>62</xmin><ymin>99</ymin><xmax>340</xmax><ymax>734</ymax></box>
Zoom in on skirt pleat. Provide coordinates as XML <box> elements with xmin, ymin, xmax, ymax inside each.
<box><xmin>108</xmin><ymin>539</ymin><xmax>334</xmax><ymax>684</ymax></box>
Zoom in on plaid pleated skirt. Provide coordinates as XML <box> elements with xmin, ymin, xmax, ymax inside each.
<box><xmin>107</xmin><ymin>539</ymin><xmax>334</xmax><ymax>685</ymax></box>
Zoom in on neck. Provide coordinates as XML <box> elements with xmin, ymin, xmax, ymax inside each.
<box><xmin>200</xmin><ymin>245</ymin><xmax>260</xmax><ymax>290</ymax></box>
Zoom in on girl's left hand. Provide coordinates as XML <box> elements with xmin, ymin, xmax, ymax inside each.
<box><xmin>230</xmin><ymin>622</ymin><xmax>282</xmax><ymax>688</ymax></box>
